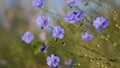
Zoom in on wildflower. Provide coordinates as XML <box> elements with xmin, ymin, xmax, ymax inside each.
<box><xmin>32</xmin><ymin>0</ymin><xmax>43</xmax><ymax>8</ymax></box>
<box><xmin>64</xmin><ymin>59</ymin><xmax>74</xmax><ymax>67</ymax></box>
<box><xmin>51</xmin><ymin>26</ymin><xmax>65</xmax><ymax>39</ymax></box>
<box><xmin>66</xmin><ymin>0</ymin><xmax>78</xmax><ymax>7</ymax></box>
<box><xmin>40</xmin><ymin>43</ymin><xmax>49</xmax><ymax>53</ymax></box>
<box><xmin>64</xmin><ymin>11</ymin><xmax>83</xmax><ymax>24</ymax></box>
<box><xmin>36</xmin><ymin>16</ymin><xmax>49</xmax><ymax>29</ymax></box>
<box><xmin>74</xmin><ymin>11</ymin><xmax>83</xmax><ymax>21</ymax></box>
<box><xmin>93</xmin><ymin>17</ymin><xmax>108</xmax><ymax>30</ymax></box>
<box><xmin>81</xmin><ymin>32</ymin><xmax>93</xmax><ymax>41</ymax></box>
<box><xmin>21</xmin><ymin>31</ymin><xmax>34</xmax><ymax>44</ymax></box>
<box><xmin>46</xmin><ymin>54</ymin><xmax>60</xmax><ymax>67</ymax></box>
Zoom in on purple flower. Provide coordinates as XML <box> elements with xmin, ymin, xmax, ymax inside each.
<box><xmin>66</xmin><ymin>0</ymin><xmax>78</xmax><ymax>7</ymax></box>
<box><xmin>21</xmin><ymin>31</ymin><xmax>34</xmax><ymax>44</ymax></box>
<box><xmin>40</xmin><ymin>43</ymin><xmax>49</xmax><ymax>53</ymax></box>
<box><xmin>64</xmin><ymin>13</ymin><xmax>77</xmax><ymax>24</ymax></box>
<box><xmin>51</xmin><ymin>26</ymin><xmax>65</xmax><ymax>39</ymax></box>
<box><xmin>46</xmin><ymin>54</ymin><xmax>60</xmax><ymax>67</ymax></box>
<box><xmin>64</xmin><ymin>11</ymin><xmax>83</xmax><ymax>24</ymax></box>
<box><xmin>73</xmin><ymin>11</ymin><xmax>83</xmax><ymax>21</ymax></box>
<box><xmin>64</xmin><ymin>59</ymin><xmax>74</xmax><ymax>67</ymax></box>
<box><xmin>93</xmin><ymin>17</ymin><xmax>108</xmax><ymax>30</ymax></box>
<box><xmin>81</xmin><ymin>32</ymin><xmax>93</xmax><ymax>41</ymax></box>
<box><xmin>36</xmin><ymin>16</ymin><xmax>49</xmax><ymax>28</ymax></box>
<box><xmin>32</xmin><ymin>0</ymin><xmax>43</xmax><ymax>8</ymax></box>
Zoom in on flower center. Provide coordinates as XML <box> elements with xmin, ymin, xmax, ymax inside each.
<box><xmin>41</xmin><ymin>19</ymin><xmax>45</xmax><ymax>24</ymax></box>
<box><xmin>70</xmin><ymin>0</ymin><xmax>74</xmax><ymax>2</ymax></box>
<box><xmin>84</xmin><ymin>34</ymin><xmax>88</xmax><ymax>38</ymax></box>
<box><xmin>99</xmin><ymin>22</ymin><xmax>103</xmax><ymax>26</ymax></box>
<box><xmin>56</xmin><ymin>31</ymin><xmax>60</xmax><ymax>34</ymax></box>
<box><xmin>70</xmin><ymin>16</ymin><xmax>73</xmax><ymax>20</ymax></box>
<box><xmin>26</xmin><ymin>35</ymin><xmax>29</xmax><ymax>39</ymax></box>
<box><xmin>36</xmin><ymin>2</ymin><xmax>40</xmax><ymax>7</ymax></box>
<box><xmin>52</xmin><ymin>58</ymin><xmax>54</xmax><ymax>62</ymax></box>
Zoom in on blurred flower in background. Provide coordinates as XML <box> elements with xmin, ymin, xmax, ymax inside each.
<box><xmin>0</xmin><ymin>60</ymin><xmax>7</xmax><ymax>66</ymax></box>
<box><xmin>81</xmin><ymin>32</ymin><xmax>93</xmax><ymax>42</ymax></box>
<box><xmin>21</xmin><ymin>31</ymin><xmax>34</xmax><ymax>44</ymax></box>
<box><xmin>32</xmin><ymin>0</ymin><xmax>43</xmax><ymax>8</ymax></box>
<box><xmin>64</xmin><ymin>59</ymin><xmax>74</xmax><ymax>67</ymax></box>
<box><xmin>39</xmin><ymin>31</ymin><xmax>47</xmax><ymax>42</ymax></box>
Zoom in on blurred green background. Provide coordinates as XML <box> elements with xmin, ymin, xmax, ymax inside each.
<box><xmin>0</xmin><ymin>0</ymin><xmax>120</xmax><ymax>68</ymax></box>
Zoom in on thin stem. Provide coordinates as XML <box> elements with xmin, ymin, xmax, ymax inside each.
<box><xmin>49</xmin><ymin>25</ymin><xmax>53</xmax><ymax>29</ymax></box>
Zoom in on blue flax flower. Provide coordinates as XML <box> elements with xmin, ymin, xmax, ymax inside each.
<box><xmin>66</xmin><ymin>0</ymin><xmax>78</xmax><ymax>7</ymax></box>
<box><xmin>51</xmin><ymin>26</ymin><xmax>65</xmax><ymax>39</ymax></box>
<box><xmin>64</xmin><ymin>11</ymin><xmax>83</xmax><ymax>24</ymax></box>
<box><xmin>46</xmin><ymin>54</ymin><xmax>60</xmax><ymax>67</ymax></box>
<box><xmin>64</xmin><ymin>59</ymin><xmax>74</xmax><ymax>67</ymax></box>
<box><xmin>81</xmin><ymin>32</ymin><xmax>93</xmax><ymax>41</ymax></box>
<box><xmin>40</xmin><ymin>43</ymin><xmax>49</xmax><ymax>53</ymax></box>
<box><xmin>32</xmin><ymin>0</ymin><xmax>43</xmax><ymax>8</ymax></box>
<box><xmin>73</xmin><ymin>11</ymin><xmax>83</xmax><ymax>21</ymax></box>
<box><xmin>21</xmin><ymin>31</ymin><xmax>34</xmax><ymax>44</ymax></box>
<box><xmin>93</xmin><ymin>17</ymin><xmax>108</xmax><ymax>30</ymax></box>
<box><xmin>36</xmin><ymin>16</ymin><xmax>49</xmax><ymax>28</ymax></box>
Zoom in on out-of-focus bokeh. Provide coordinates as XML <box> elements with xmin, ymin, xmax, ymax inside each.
<box><xmin>0</xmin><ymin>0</ymin><xmax>120</xmax><ymax>68</ymax></box>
